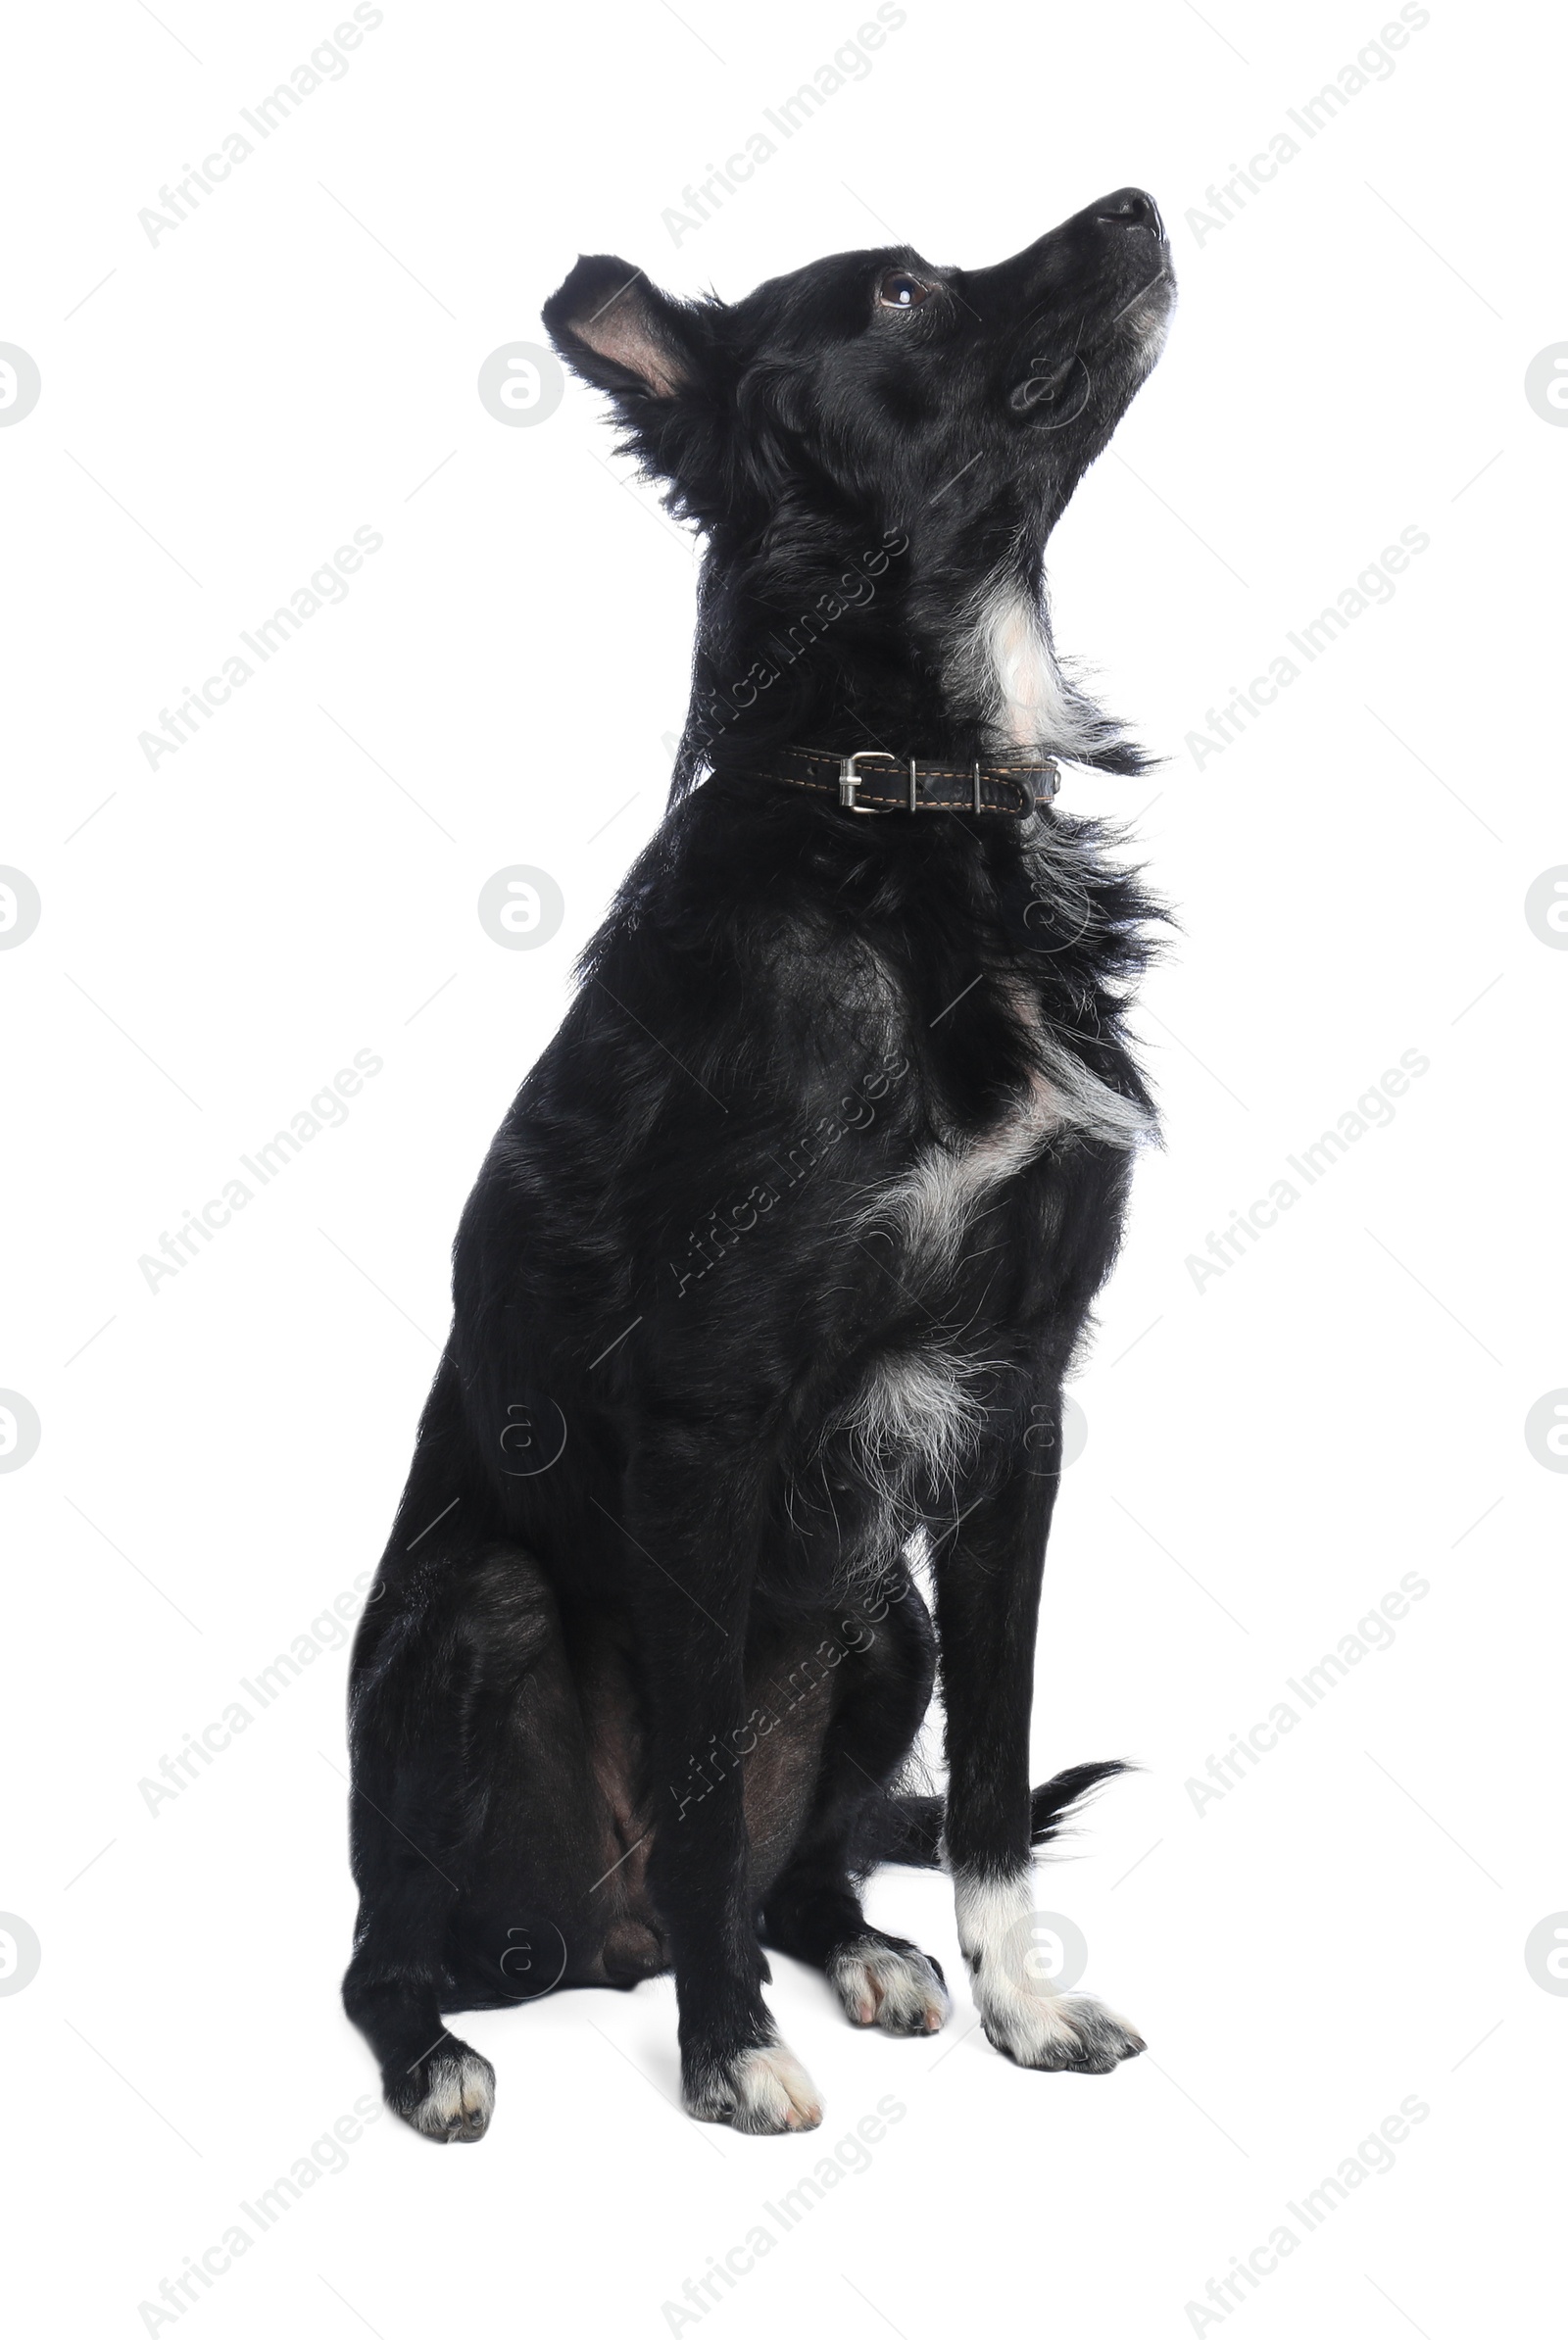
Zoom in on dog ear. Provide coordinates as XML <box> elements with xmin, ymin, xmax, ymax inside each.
<box><xmin>543</xmin><ymin>255</ymin><xmax>708</xmax><ymax>404</ymax></box>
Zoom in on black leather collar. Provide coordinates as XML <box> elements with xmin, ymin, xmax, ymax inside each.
<box><xmin>736</xmin><ymin>744</ymin><xmax>1060</xmax><ymax>818</ymax></box>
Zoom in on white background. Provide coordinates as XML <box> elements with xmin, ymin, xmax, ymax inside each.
<box><xmin>2</xmin><ymin>1</ymin><xmax>1563</xmax><ymax>2333</ymax></box>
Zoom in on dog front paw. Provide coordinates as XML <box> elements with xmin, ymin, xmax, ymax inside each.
<box><xmin>684</xmin><ymin>2041</ymin><xmax>824</xmax><ymax>2133</ymax></box>
<box><xmin>976</xmin><ymin>1976</ymin><xmax>1144</xmax><ymax>2073</ymax></box>
<box><xmin>387</xmin><ymin>2034</ymin><xmax>496</xmax><ymax>2141</ymax></box>
<box><xmin>828</xmin><ymin>1936</ymin><xmax>948</xmax><ymax>2035</ymax></box>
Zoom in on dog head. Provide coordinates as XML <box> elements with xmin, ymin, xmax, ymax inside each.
<box><xmin>544</xmin><ymin>192</ymin><xmax>1171</xmax><ymax>549</ymax></box>
<box><xmin>544</xmin><ymin>195</ymin><xmax>1173</xmax><ymax>770</ymax></box>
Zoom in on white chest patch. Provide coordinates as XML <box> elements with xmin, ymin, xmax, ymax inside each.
<box><xmin>866</xmin><ymin>1061</ymin><xmax>1064</xmax><ymax>1280</ymax></box>
<box><xmin>948</xmin><ymin>582</ymin><xmax>1114</xmax><ymax>761</ymax></box>
<box><xmin>834</xmin><ymin>1344</ymin><xmax>991</xmax><ymax>1508</ymax></box>
<box><xmin>986</xmin><ymin>590</ymin><xmax>1079</xmax><ymax>751</ymax></box>
<box><xmin>859</xmin><ymin>982</ymin><xmax>1149</xmax><ymax>1285</ymax></box>
<box><xmin>827</xmin><ymin>933</ymin><xmax>1150</xmax><ymax>1532</ymax></box>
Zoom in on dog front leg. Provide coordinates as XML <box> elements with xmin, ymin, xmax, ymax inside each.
<box><xmin>933</xmin><ymin>1452</ymin><xmax>1145</xmax><ymax>2074</ymax></box>
<box><xmin>624</xmin><ymin>1470</ymin><xmax>824</xmax><ymax>2134</ymax></box>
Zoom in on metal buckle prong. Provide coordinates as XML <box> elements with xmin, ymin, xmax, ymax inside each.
<box><xmin>837</xmin><ymin>750</ymin><xmax>899</xmax><ymax>813</ymax></box>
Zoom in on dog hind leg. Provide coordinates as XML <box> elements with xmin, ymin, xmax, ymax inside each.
<box><xmin>342</xmin><ymin>1539</ymin><xmax>570</xmax><ymax>2141</ymax></box>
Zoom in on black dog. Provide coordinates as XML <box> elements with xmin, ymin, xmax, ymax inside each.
<box><xmin>343</xmin><ymin>189</ymin><xmax>1174</xmax><ymax>2141</ymax></box>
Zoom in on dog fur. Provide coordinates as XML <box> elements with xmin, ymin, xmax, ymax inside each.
<box><xmin>342</xmin><ymin>189</ymin><xmax>1175</xmax><ymax>2140</ymax></box>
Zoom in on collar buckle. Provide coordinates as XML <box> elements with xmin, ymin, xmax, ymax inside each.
<box><xmin>838</xmin><ymin>751</ymin><xmax>900</xmax><ymax>813</ymax></box>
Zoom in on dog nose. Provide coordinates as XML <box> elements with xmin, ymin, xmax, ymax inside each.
<box><xmin>1097</xmin><ymin>188</ymin><xmax>1165</xmax><ymax>240</ymax></box>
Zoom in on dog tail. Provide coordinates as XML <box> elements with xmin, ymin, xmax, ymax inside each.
<box><xmin>856</xmin><ymin>1761</ymin><xmax>1132</xmax><ymax>1871</ymax></box>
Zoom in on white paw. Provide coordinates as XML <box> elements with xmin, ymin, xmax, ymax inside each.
<box><xmin>953</xmin><ymin>1872</ymin><xmax>1144</xmax><ymax>2074</ymax></box>
<box><xmin>393</xmin><ymin>2041</ymin><xmax>496</xmax><ymax>2142</ymax></box>
<box><xmin>829</xmin><ymin>1938</ymin><xmax>949</xmax><ymax>2035</ymax></box>
<box><xmin>974</xmin><ymin>1974</ymin><xmax>1145</xmax><ymax>2073</ymax></box>
<box><xmin>687</xmin><ymin>2042</ymin><xmax>824</xmax><ymax>2133</ymax></box>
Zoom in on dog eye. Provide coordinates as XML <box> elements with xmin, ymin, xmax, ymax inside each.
<box><xmin>878</xmin><ymin>270</ymin><xmax>932</xmax><ymax>310</ymax></box>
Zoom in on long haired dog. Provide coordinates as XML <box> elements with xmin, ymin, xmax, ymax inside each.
<box><xmin>343</xmin><ymin>189</ymin><xmax>1175</xmax><ymax>2140</ymax></box>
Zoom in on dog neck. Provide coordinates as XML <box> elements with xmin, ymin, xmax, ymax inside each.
<box><xmin>677</xmin><ymin>531</ymin><xmax>1142</xmax><ymax>799</ymax></box>
<box><xmin>943</xmin><ymin>575</ymin><xmax>1132</xmax><ymax>764</ymax></box>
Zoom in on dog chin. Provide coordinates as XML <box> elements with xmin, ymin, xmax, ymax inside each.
<box><xmin>1126</xmin><ymin>276</ymin><xmax>1176</xmax><ymax>366</ymax></box>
